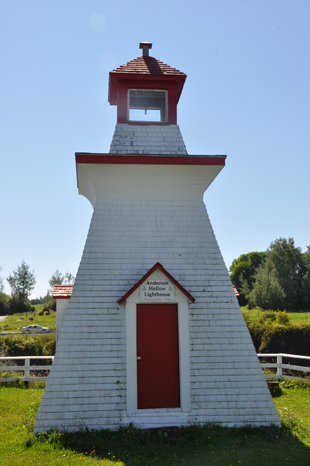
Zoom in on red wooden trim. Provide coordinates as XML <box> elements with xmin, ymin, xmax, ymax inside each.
<box><xmin>118</xmin><ymin>262</ymin><xmax>195</xmax><ymax>304</ymax></box>
<box><xmin>109</xmin><ymin>73</ymin><xmax>186</xmax><ymax>106</ymax></box>
<box><xmin>116</xmin><ymin>80</ymin><xmax>178</xmax><ymax>124</ymax></box>
<box><xmin>76</xmin><ymin>154</ymin><xmax>226</xmax><ymax>166</ymax></box>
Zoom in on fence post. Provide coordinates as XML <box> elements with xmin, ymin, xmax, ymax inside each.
<box><xmin>24</xmin><ymin>357</ymin><xmax>30</xmax><ymax>381</ymax></box>
<box><xmin>277</xmin><ymin>355</ymin><xmax>283</xmax><ymax>376</ymax></box>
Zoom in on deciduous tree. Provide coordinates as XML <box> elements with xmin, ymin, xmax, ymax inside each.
<box><xmin>249</xmin><ymin>238</ymin><xmax>310</xmax><ymax>311</ymax></box>
<box><xmin>48</xmin><ymin>270</ymin><xmax>75</xmax><ymax>290</ymax></box>
<box><xmin>250</xmin><ymin>262</ymin><xmax>286</xmax><ymax>310</ymax></box>
<box><xmin>229</xmin><ymin>252</ymin><xmax>267</xmax><ymax>305</ymax></box>
<box><xmin>231</xmin><ymin>239</ymin><xmax>310</xmax><ymax>311</ymax></box>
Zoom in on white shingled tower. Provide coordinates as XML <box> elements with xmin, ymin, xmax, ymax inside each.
<box><xmin>34</xmin><ymin>43</ymin><xmax>280</xmax><ymax>432</ymax></box>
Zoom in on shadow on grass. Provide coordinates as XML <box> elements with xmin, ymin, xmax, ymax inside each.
<box><xmin>29</xmin><ymin>423</ymin><xmax>310</xmax><ymax>466</ymax></box>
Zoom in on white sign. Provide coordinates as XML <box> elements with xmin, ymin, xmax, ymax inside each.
<box><xmin>140</xmin><ymin>278</ymin><xmax>174</xmax><ymax>302</ymax></box>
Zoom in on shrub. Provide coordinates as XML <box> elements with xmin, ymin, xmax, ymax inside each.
<box><xmin>0</xmin><ymin>334</ymin><xmax>56</xmax><ymax>356</ymax></box>
<box><xmin>276</xmin><ymin>311</ymin><xmax>291</xmax><ymax>325</ymax></box>
<box><xmin>247</xmin><ymin>321</ymin><xmax>310</xmax><ymax>354</ymax></box>
<box><xmin>259</xmin><ymin>310</ymin><xmax>277</xmax><ymax>324</ymax></box>
<box><xmin>258</xmin><ymin>310</ymin><xmax>291</xmax><ymax>326</ymax></box>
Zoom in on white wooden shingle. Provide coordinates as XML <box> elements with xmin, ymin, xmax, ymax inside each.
<box><xmin>34</xmin><ymin>123</ymin><xmax>280</xmax><ymax>432</ymax></box>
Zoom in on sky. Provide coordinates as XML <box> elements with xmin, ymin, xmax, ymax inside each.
<box><xmin>0</xmin><ymin>0</ymin><xmax>309</xmax><ymax>298</ymax></box>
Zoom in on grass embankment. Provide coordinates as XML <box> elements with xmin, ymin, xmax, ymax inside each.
<box><xmin>0</xmin><ymin>311</ymin><xmax>56</xmax><ymax>332</ymax></box>
<box><xmin>1</xmin><ymin>381</ymin><xmax>310</xmax><ymax>466</ymax></box>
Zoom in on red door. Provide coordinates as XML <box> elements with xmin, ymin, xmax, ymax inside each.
<box><xmin>136</xmin><ymin>303</ymin><xmax>180</xmax><ymax>409</ymax></box>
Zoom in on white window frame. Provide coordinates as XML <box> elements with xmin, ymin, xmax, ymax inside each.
<box><xmin>127</xmin><ymin>89</ymin><xmax>168</xmax><ymax>123</ymax></box>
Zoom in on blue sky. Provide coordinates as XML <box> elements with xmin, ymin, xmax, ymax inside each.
<box><xmin>0</xmin><ymin>0</ymin><xmax>309</xmax><ymax>298</ymax></box>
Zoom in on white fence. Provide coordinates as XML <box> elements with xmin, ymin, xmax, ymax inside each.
<box><xmin>258</xmin><ymin>353</ymin><xmax>310</xmax><ymax>379</ymax></box>
<box><xmin>0</xmin><ymin>356</ymin><xmax>54</xmax><ymax>382</ymax></box>
<box><xmin>1</xmin><ymin>353</ymin><xmax>309</xmax><ymax>383</ymax></box>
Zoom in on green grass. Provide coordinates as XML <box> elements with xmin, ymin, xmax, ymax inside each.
<box><xmin>1</xmin><ymin>381</ymin><xmax>310</xmax><ymax>465</ymax></box>
<box><xmin>0</xmin><ymin>312</ymin><xmax>56</xmax><ymax>332</ymax></box>
<box><xmin>241</xmin><ymin>307</ymin><xmax>310</xmax><ymax>324</ymax></box>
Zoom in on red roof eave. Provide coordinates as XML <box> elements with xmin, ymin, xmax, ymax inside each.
<box><xmin>75</xmin><ymin>153</ymin><xmax>226</xmax><ymax>166</ymax></box>
<box><xmin>118</xmin><ymin>262</ymin><xmax>195</xmax><ymax>304</ymax></box>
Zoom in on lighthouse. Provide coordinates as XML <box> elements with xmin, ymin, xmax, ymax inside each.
<box><xmin>34</xmin><ymin>43</ymin><xmax>280</xmax><ymax>432</ymax></box>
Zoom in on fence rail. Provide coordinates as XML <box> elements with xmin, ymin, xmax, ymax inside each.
<box><xmin>0</xmin><ymin>356</ymin><xmax>54</xmax><ymax>382</ymax></box>
<box><xmin>258</xmin><ymin>353</ymin><xmax>310</xmax><ymax>379</ymax></box>
<box><xmin>1</xmin><ymin>354</ymin><xmax>309</xmax><ymax>383</ymax></box>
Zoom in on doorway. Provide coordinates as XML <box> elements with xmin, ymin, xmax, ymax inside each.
<box><xmin>136</xmin><ymin>303</ymin><xmax>180</xmax><ymax>409</ymax></box>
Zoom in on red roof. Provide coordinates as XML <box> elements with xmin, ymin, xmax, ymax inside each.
<box><xmin>53</xmin><ymin>285</ymin><xmax>74</xmax><ymax>300</ymax></box>
<box><xmin>233</xmin><ymin>285</ymin><xmax>240</xmax><ymax>299</ymax></box>
<box><xmin>118</xmin><ymin>262</ymin><xmax>195</xmax><ymax>304</ymax></box>
<box><xmin>111</xmin><ymin>55</ymin><xmax>186</xmax><ymax>76</ymax></box>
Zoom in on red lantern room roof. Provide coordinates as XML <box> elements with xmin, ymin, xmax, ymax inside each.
<box><xmin>108</xmin><ymin>42</ymin><xmax>187</xmax><ymax>110</ymax></box>
<box><xmin>53</xmin><ymin>285</ymin><xmax>74</xmax><ymax>300</ymax></box>
<box><xmin>110</xmin><ymin>55</ymin><xmax>186</xmax><ymax>76</ymax></box>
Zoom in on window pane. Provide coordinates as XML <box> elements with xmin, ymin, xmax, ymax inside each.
<box><xmin>128</xmin><ymin>89</ymin><xmax>167</xmax><ymax>122</ymax></box>
<box><xmin>129</xmin><ymin>108</ymin><xmax>161</xmax><ymax>122</ymax></box>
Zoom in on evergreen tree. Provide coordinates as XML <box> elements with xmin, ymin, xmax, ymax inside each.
<box><xmin>7</xmin><ymin>260</ymin><xmax>36</xmax><ymax>303</ymax></box>
<box><xmin>0</xmin><ymin>265</ymin><xmax>4</xmax><ymax>294</ymax></box>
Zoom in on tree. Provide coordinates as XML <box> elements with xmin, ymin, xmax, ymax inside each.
<box><xmin>249</xmin><ymin>262</ymin><xmax>286</xmax><ymax>310</ymax></box>
<box><xmin>249</xmin><ymin>238</ymin><xmax>310</xmax><ymax>311</ymax></box>
<box><xmin>301</xmin><ymin>245</ymin><xmax>310</xmax><ymax>310</ymax></box>
<box><xmin>267</xmin><ymin>238</ymin><xmax>304</xmax><ymax>311</ymax></box>
<box><xmin>229</xmin><ymin>252</ymin><xmax>267</xmax><ymax>305</ymax></box>
<box><xmin>7</xmin><ymin>260</ymin><xmax>36</xmax><ymax>303</ymax></box>
<box><xmin>64</xmin><ymin>272</ymin><xmax>75</xmax><ymax>284</ymax></box>
<box><xmin>0</xmin><ymin>265</ymin><xmax>4</xmax><ymax>294</ymax></box>
<box><xmin>0</xmin><ymin>292</ymin><xmax>9</xmax><ymax>316</ymax></box>
<box><xmin>48</xmin><ymin>270</ymin><xmax>63</xmax><ymax>290</ymax></box>
<box><xmin>48</xmin><ymin>270</ymin><xmax>75</xmax><ymax>291</ymax></box>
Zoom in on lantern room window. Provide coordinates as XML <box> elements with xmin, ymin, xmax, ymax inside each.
<box><xmin>128</xmin><ymin>89</ymin><xmax>167</xmax><ymax>122</ymax></box>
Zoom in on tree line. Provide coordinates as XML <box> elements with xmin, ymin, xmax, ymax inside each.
<box><xmin>0</xmin><ymin>261</ymin><xmax>74</xmax><ymax>315</ymax></box>
<box><xmin>230</xmin><ymin>237</ymin><xmax>310</xmax><ymax>311</ymax></box>
<box><xmin>2</xmin><ymin>238</ymin><xmax>309</xmax><ymax>315</ymax></box>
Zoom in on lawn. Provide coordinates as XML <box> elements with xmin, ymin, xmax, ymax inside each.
<box><xmin>241</xmin><ymin>307</ymin><xmax>310</xmax><ymax>324</ymax></box>
<box><xmin>0</xmin><ymin>381</ymin><xmax>310</xmax><ymax>466</ymax></box>
<box><xmin>2</xmin><ymin>308</ymin><xmax>309</xmax><ymax>334</ymax></box>
<box><xmin>0</xmin><ymin>311</ymin><xmax>56</xmax><ymax>332</ymax></box>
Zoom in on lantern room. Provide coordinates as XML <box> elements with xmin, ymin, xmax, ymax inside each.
<box><xmin>108</xmin><ymin>42</ymin><xmax>186</xmax><ymax>125</ymax></box>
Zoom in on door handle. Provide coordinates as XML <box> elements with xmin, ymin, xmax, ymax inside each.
<box><xmin>137</xmin><ymin>356</ymin><xmax>141</xmax><ymax>362</ymax></box>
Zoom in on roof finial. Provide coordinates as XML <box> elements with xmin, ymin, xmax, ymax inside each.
<box><xmin>139</xmin><ymin>42</ymin><xmax>152</xmax><ymax>57</ymax></box>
